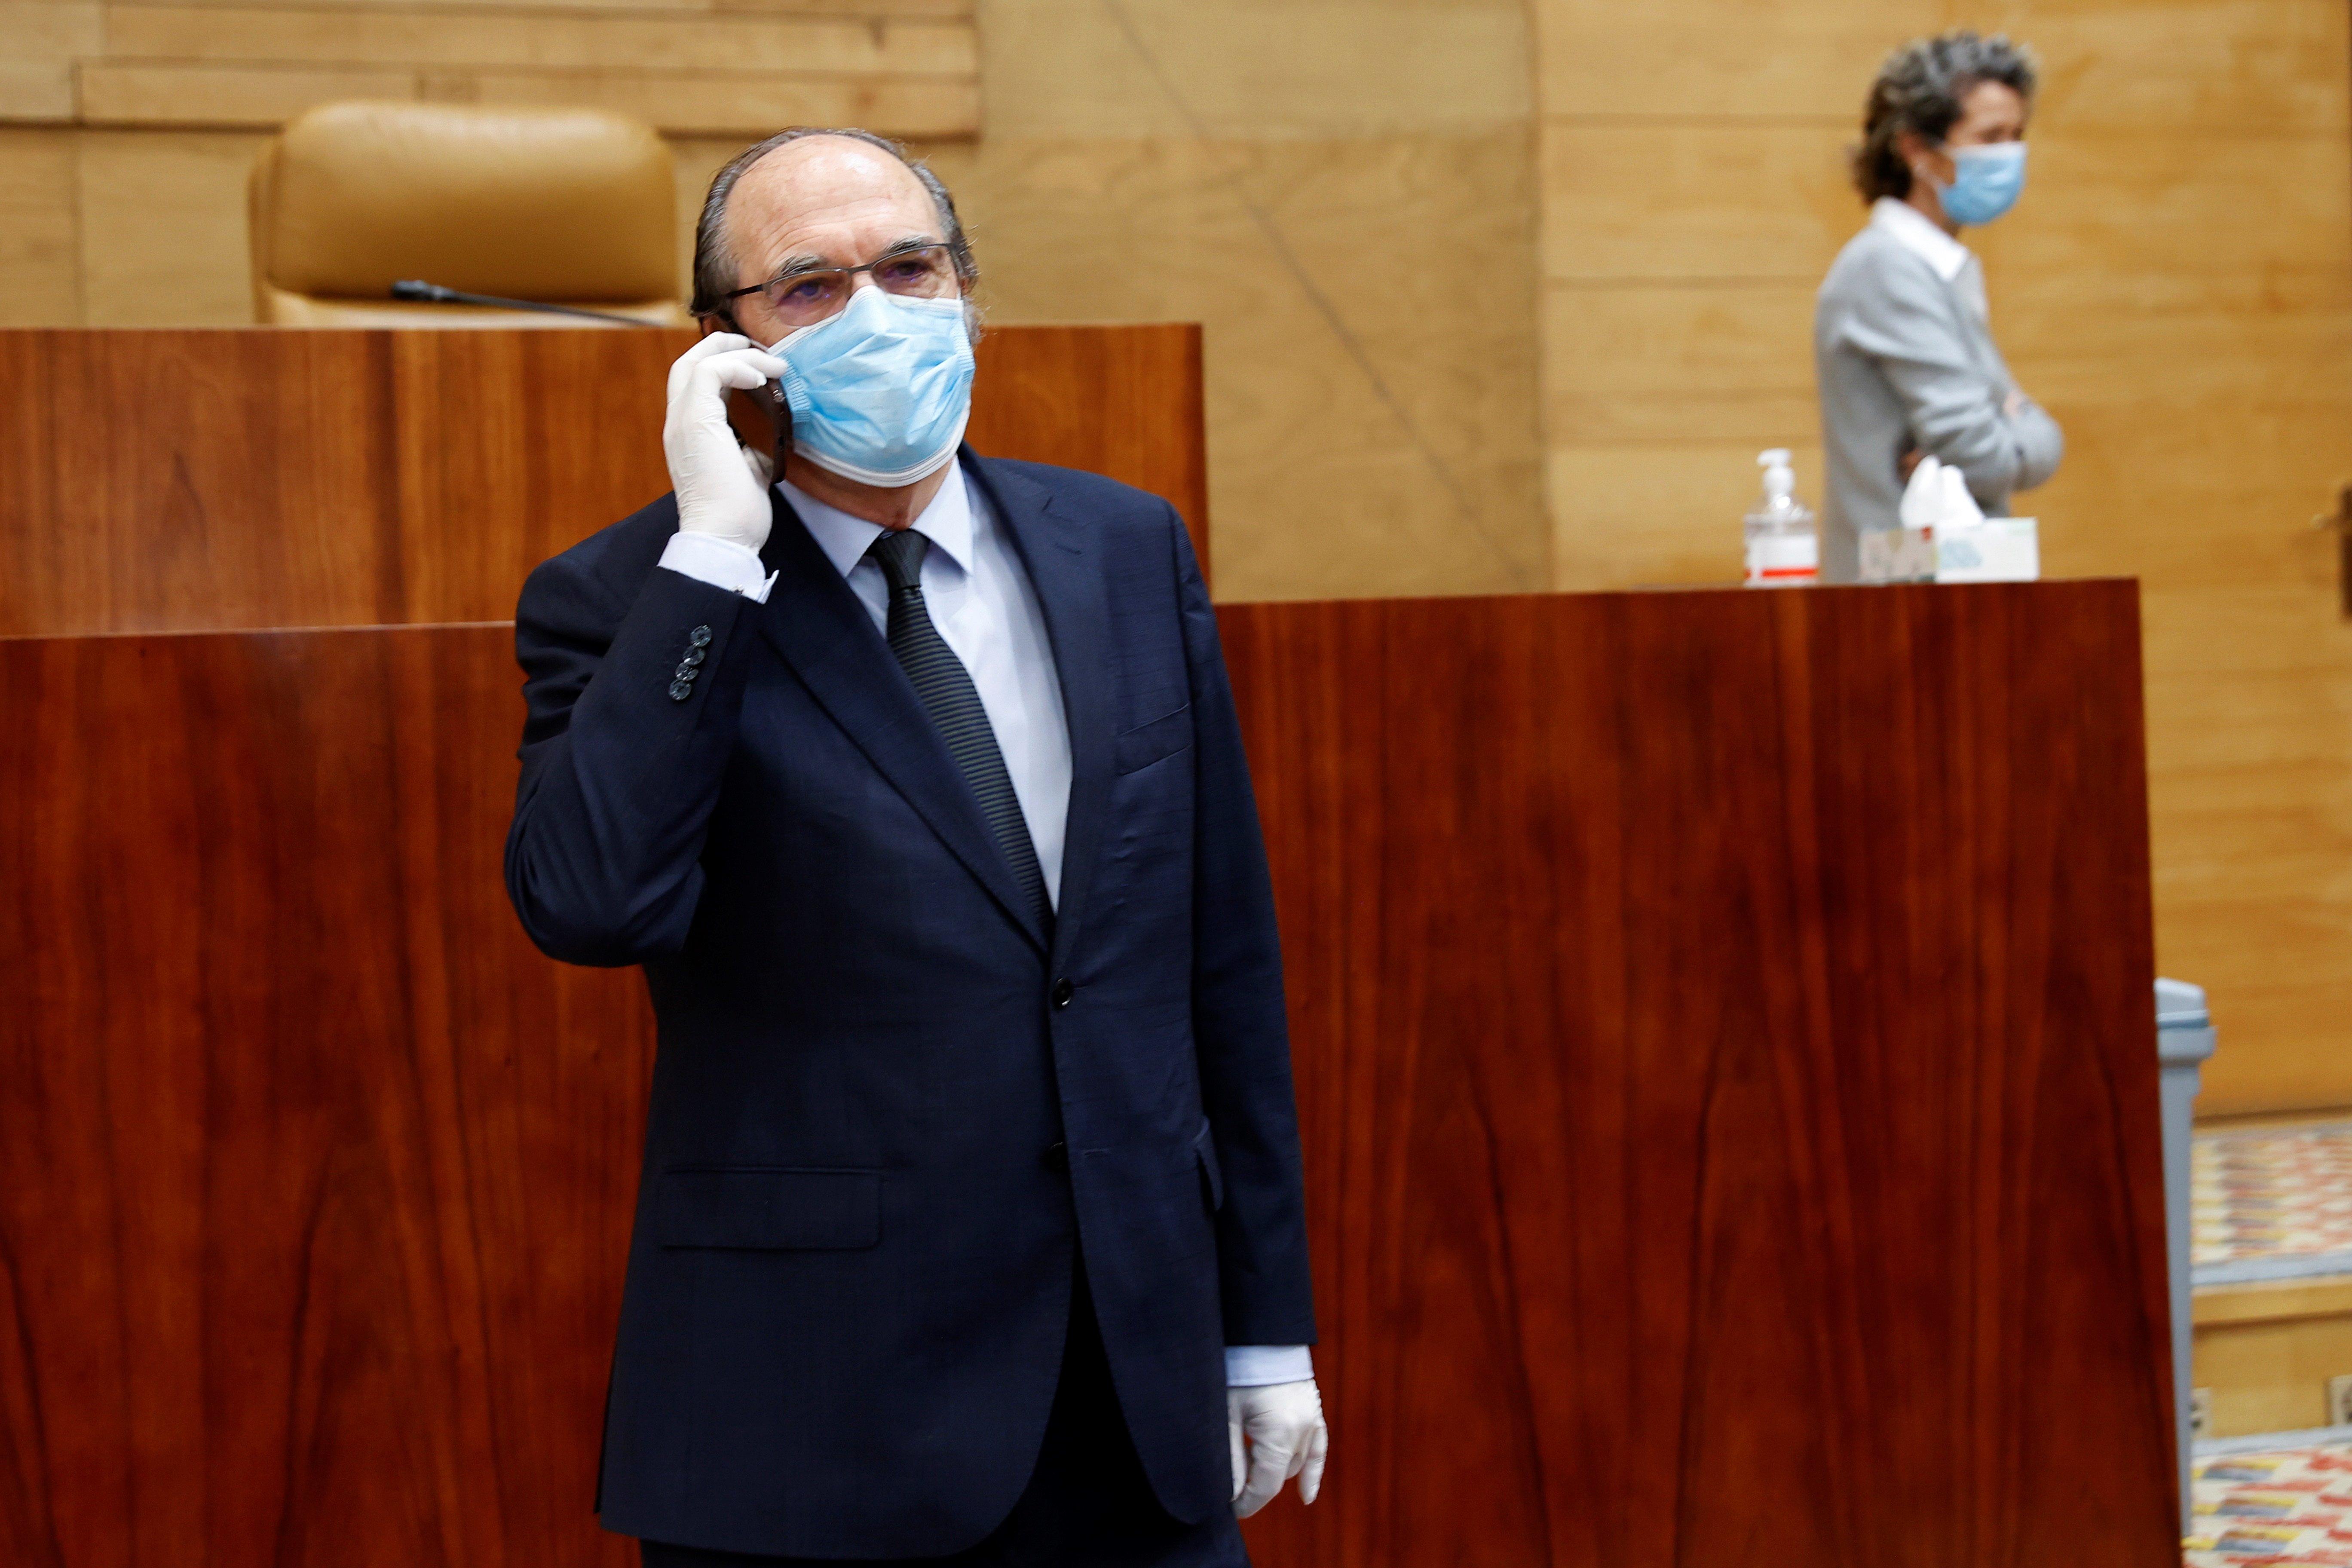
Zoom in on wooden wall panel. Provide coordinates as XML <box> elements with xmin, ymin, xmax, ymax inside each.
<box><xmin>0</xmin><ymin>0</ymin><xmax>99</xmax><ymax>120</ymax></box>
<box><xmin>2193</xmin><ymin>1278</ymin><xmax>2352</xmax><ymax>1438</ymax></box>
<box><xmin>72</xmin><ymin>128</ymin><xmax>266</xmax><ymax>326</ymax></box>
<box><xmin>2</xmin><ymin>0</ymin><xmax>977</xmax><ymax>139</ymax></box>
<box><xmin>0</xmin><ymin>322</ymin><xmax>1209</xmax><ymax>636</ymax></box>
<box><xmin>0</xmin><ymin>582</ymin><xmax>2174</xmax><ymax>1563</ymax></box>
<box><xmin>940</xmin><ymin>0</ymin><xmax>1550</xmax><ymax>602</ymax></box>
<box><xmin>1539</xmin><ymin>123</ymin><xmax>1862</xmax><ymax>281</ymax></box>
<box><xmin>100</xmin><ymin>8</ymin><xmax>976</xmax><ymax>75</ymax></box>
<box><xmin>1541</xmin><ymin>283</ymin><xmax>1819</xmax><ymax>447</ymax></box>
<box><xmin>0</xmin><ymin>126</ymin><xmax>79</xmax><ymax>322</ymax></box>
<box><xmin>1225</xmin><ymin>580</ymin><xmax>2176</xmax><ymax>1565</ymax></box>
<box><xmin>1530</xmin><ymin>0</ymin><xmax>1928</xmax><ymax>594</ymax></box>
<box><xmin>1534</xmin><ymin>0</ymin><xmax>1919</xmax><ymax>119</ymax></box>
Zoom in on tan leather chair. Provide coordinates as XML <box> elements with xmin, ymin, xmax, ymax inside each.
<box><xmin>249</xmin><ymin>100</ymin><xmax>690</xmax><ymax>327</ymax></box>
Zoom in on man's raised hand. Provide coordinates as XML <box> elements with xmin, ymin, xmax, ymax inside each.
<box><xmin>663</xmin><ymin>334</ymin><xmax>788</xmax><ymax>552</ymax></box>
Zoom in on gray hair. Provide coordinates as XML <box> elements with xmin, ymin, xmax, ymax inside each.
<box><xmin>1853</xmin><ymin>31</ymin><xmax>2037</xmax><ymax>203</ymax></box>
<box><xmin>689</xmin><ymin>126</ymin><xmax>979</xmax><ymax>324</ymax></box>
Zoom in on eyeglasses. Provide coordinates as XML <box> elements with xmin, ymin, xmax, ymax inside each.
<box><xmin>720</xmin><ymin>242</ymin><xmax>962</xmax><ymax>329</ymax></box>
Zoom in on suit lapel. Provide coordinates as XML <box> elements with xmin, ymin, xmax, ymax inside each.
<box><xmin>965</xmin><ymin>453</ymin><xmax>1113</xmax><ymax>971</ymax></box>
<box><xmin>752</xmin><ymin>488</ymin><xmax>1050</xmax><ymax>952</ymax></box>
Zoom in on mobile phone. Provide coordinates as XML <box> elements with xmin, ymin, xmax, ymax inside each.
<box><xmin>725</xmin><ymin>377</ymin><xmax>791</xmax><ymax>484</ymax></box>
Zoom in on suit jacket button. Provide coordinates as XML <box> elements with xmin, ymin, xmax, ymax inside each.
<box><xmin>675</xmin><ymin>660</ymin><xmax>701</xmax><ymax>682</ymax></box>
<box><xmin>1043</xmin><ymin>1141</ymin><xmax>1068</xmax><ymax>1170</ymax></box>
<box><xmin>1051</xmin><ymin>978</ymin><xmax>1074</xmax><ymax>1009</ymax></box>
<box><xmin>668</xmin><ymin>679</ymin><xmax>693</xmax><ymax>701</ymax></box>
<box><xmin>689</xmin><ymin>625</ymin><xmax>713</xmax><ymax>647</ymax></box>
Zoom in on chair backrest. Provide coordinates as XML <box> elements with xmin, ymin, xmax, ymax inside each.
<box><xmin>249</xmin><ymin>100</ymin><xmax>689</xmax><ymax>328</ymax></box>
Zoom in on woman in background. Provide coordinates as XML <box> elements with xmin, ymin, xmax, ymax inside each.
<box><xmin>1815</xmin><ymin>32</ymin><xmax>2062</xmax><ymax>582</ymax></box>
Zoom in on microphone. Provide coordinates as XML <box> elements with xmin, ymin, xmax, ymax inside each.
<box><xmin>390</xmin><ymin>280</ymin><xmax>650</xmax><ymax>325</ymax></box>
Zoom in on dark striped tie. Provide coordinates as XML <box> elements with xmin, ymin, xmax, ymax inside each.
<box><xmin>866</xmin><ymin>528</ymin><xmax>1052</xmax><ymax>933</ymax></box>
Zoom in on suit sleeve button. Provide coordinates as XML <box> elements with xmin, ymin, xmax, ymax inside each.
<box><xmin>675</xmin><ymin>660</ymin><xmax>701</xmax><ymax>682</ymax></box>
<box><xmin>689</xmin><ymin>625</ymin><xmax>713</xmax><ymax>647</ymax></box>
<box><xmin>668</xmin><ymin>679</ymin><xmax>693</xmax><ymax>701</ymax></box>
<box><xmin>680</xmin><ymin>646</ymin><xmax>706</xmax><ymax>667</ymax></box>
<box><xmin>1051</xmin><ymin>978</ymin><xmax>1074</xmax><ymax>1009</ymax></box>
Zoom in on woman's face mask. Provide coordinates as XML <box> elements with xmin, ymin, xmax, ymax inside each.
<box><xmin>1932</xmin><ymin>141</ymin><xmax>2028</xmax><ymax>227</ymax></box>
<box><xmin>769</xmin><ymin>285</ymin><xmax>976</xmax><ymax>488</ymax></box>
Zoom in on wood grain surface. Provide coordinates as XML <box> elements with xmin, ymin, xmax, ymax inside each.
<box><xmin>0</xmin><ymin>322</ymin><xmax>1207</xmax><ymax>637</ymax></box>
<box><xmin>6</xmin><ymin>0</ymin><xmax>978</xmax><ymax>139</ymax></box>
<box><xmin>0</xmin><ymin>624</ymin><xmax>650</xmax><ymax>1567</ymax></box>
<box><xmin>1224</xmin><ymin>579</ymin><xmax>2178</xmax><ymax>1565</ymax></box>
<box><xmin>0</xmin><ymin>580</ymin><xmax>2173</xmax><ymax>1564</ymax></box>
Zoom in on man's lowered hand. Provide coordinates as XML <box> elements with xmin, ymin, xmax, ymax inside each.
<box><xmin>1229</xmin><ymin>1380</ymin><xmax>1328</xmax><ymax>1518</ymax></box>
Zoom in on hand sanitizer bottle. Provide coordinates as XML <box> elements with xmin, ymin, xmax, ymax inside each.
<box><xmin>1744</xmin><ymin>449</ymin><xmax>1818</xmax><ymax>588</ymax></box>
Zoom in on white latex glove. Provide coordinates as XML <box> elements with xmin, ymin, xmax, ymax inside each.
<box><xmin>1228</xmin><ymin>1379</ymin><xmax>1328</xmax><ymax>1518</ymax></box>
<box><xmin>662</xmin><ymin>333</ymin><xmax>788</xmax><ymax>552</ymax></box>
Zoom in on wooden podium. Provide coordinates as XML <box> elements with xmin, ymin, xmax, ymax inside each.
<box><xmin>0</xmin><ymin>330</ymin><xmax>2178</xmax><ymax>1565</ymax></box>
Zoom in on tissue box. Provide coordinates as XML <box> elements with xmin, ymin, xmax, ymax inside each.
<box><xmin>1934</xmin><ymin>518</ymin><xmax>2040</xmax><ymax>583</ymax></box>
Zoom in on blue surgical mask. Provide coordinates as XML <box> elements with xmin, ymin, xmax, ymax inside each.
<box><xmin>1932</xmin><ymin>142</ymin><xmax>2027</xmax><ymax>227</ymax></box>
<box><xmin>771</xmin><ymin>286</ymin><xmax>975</xmax><ymax>487</ymax></box>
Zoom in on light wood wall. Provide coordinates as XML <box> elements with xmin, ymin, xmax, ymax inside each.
<box><xmin>713</xmin><ymin>0</ymin><xmax>1553</xmax><ymax>602</ymax></box>
<box><xmin>945</xmin><ymin>0</ymin><xmax>1552</xmax><ymax>602</ymax></box>
<box><xmin>1533</xmin><ymin>0</ymin><xmax>1935</xmax><ymax>587</ymax></box>
<box><xmin>2</xmin><ymin>0</ymin><xmax>976</xmax><ymax>137</ymax></box>
<box><xmin>1532</xmin><ymin>0</ymin><xmax>2352</xmax><ymax>1113</ymax></box>
<box><xmin>0</xmin><ymin>0</ymin><xmax>978</xmax><ymax>324</ymax></box>
<box><xmin>0</xmin><ymin>0</ymin><xmax>1550</xmax><ymax>605</ymax></box>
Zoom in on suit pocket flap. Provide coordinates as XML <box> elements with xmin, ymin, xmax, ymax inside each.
<box><xmin>1115</xmin><ymin>704</ymin><xmax>1194</xmax><ymax>775</ymax></box>
<box><xmin>656</xmin><ymin>1168</ymin><xmax>881</xmax><ymax>1250</ymax></box>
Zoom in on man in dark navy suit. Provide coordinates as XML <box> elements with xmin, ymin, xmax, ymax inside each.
<box><xmin>505</xmin><ymin>126</ymin><xmax>1326</xmax><ymax>1566</ymax></box>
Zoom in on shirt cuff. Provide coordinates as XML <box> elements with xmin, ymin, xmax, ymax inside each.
<box><xmin>1224</xmin><ymin>1344</ymin><xmax>1314</xmax><ymax>1387</ymax></box>
<box><xmin>659</xmin><ymin>530</ymin><xmax>776</xmax><ymax>604</ymax></box>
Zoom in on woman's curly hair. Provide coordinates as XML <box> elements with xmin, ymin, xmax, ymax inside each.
<box><xmin>1853</xmin><ymin>31</ymin><xmax>2037</xmax><ymax>203</ymax></box>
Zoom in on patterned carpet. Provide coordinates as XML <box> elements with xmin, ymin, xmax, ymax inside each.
<box><xmin>2189</xmin><ymin>1443</ymin><xmax>2352</xmax><ymax>1563</ymax></box>
<box><xmin>2196</xmin><ymin>1124</ymin><xmax>2352</xmax><ymax>1282</ymax></box>
<box><xmin>2187</xmin><ymin>1122</ymin><xmax>2352</xmax><ymax>1561</ymax></box>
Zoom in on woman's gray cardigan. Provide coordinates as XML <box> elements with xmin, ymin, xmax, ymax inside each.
<box><xmin>1813</xmin><ymin>220</ymin><xmax>2063</xmax><ymax>583</ymax></box>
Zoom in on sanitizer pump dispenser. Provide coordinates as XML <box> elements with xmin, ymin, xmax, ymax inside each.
<box><xmin>1744</xmin><ymin>449</ymin><xmax>1819</xmax><ymax>588</ymax></box>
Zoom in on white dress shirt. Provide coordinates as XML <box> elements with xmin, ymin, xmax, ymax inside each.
<box><xmin>655</xmin><ymin>459</ymin><xmax>1312</xmax><ymax>1388</ymax></box>
<box><xmin>659</xmin><ymin>463</ymin><xmax>1069</xmax><ymax>898</ymax></box>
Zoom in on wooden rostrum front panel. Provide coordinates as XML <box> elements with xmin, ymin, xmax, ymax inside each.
<box><xmin>1222</xmin><ymin>579</ymin><xmax>2177</xmax><ymax>1568</ymax></box>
